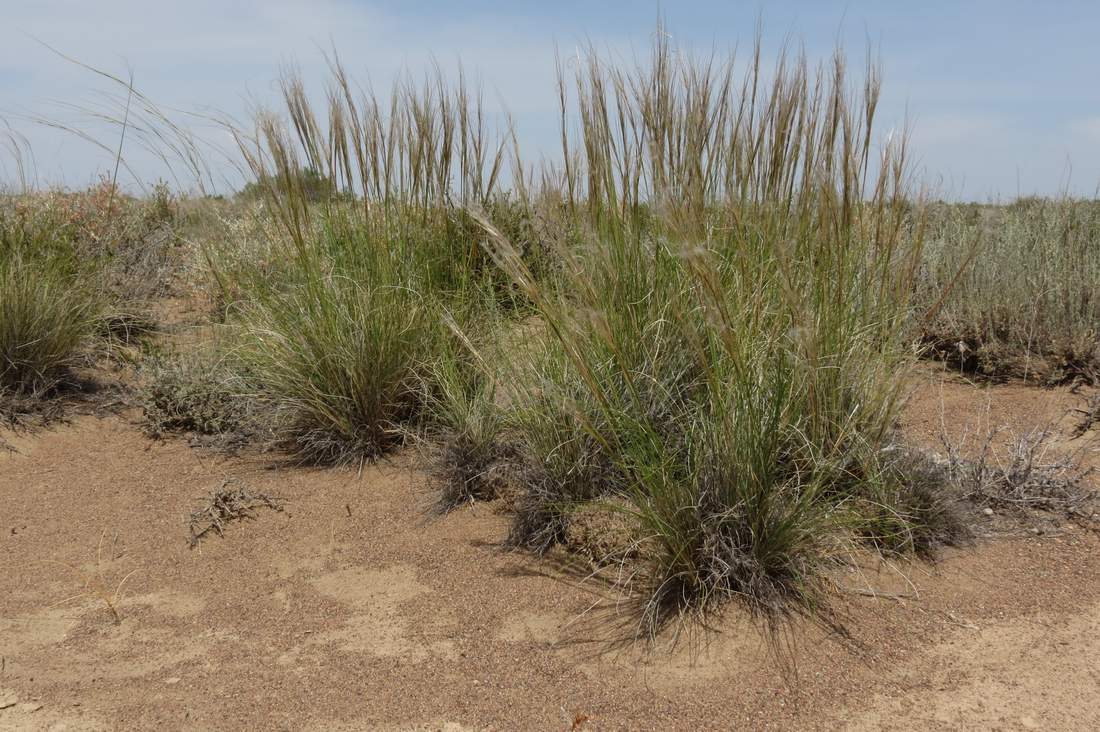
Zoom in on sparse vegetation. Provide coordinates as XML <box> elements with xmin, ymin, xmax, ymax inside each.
<box><xmin>935</xmin><ymin>423</ymin><xmax>1095</xmax><ymax>516</ymax></box>
<box><xmin>920</xmin><ymin>198</ymin><xmax>1100</xmax><ymax>383</ymax></box>
<box><xmin>3</xmin><ymin>22</ymin><xmax>1098</xmax><ymax>647</ymax></box>
<box><xmin>1073</xmin><ymin>393</ymin><xmax>1100</xmax><ymax>437</ymax></box>
<box><xmin>6</xmin><ymin>13</ymin><xmax>1100</xmax><ymax>730</ymax></box>
<box><xmin>0</xmin><ymin>177</ymin><xmax>186</xmax><ymax>418</ymax></box>
<box><xmin>47</xmin><ymin>531</ymin><xmax>138</xmax><ymax>625</ymax></box>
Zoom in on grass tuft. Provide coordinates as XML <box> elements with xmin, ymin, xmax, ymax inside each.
<box><xmin>421</xmin><ymin>339</ymin><xmax>513</xmax><ymax>511</ymax></box>
<box><xmin>0</xmin><ymin>211</ymin><xmax>101</xmax><ymax>406</ymax></box>
<box><xmin>456</xmin><ymin>34</ymin><xmax>939</xmax><ymax>635</ymax></box>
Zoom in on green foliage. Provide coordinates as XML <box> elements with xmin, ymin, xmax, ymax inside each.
<box><xmin>238</xmin><ymin>166</ymin><xmax>337</xmax><ymax>204</ymax></box>
<box><xmin>212</xmin><ymin>59</ymin><xmax>512</xmax><ymax>463</ymax></box>
<box><xmin>457</xmin><ymin>35</ymin><xmax>943</xmax><ymax>634</ymax></box>
<box><xmin>144</xmin><ymin>180</ymin><xmax>177</xmax><ymax>226</ymax></box>
<box><xmin>186</xmin><ymin>29</ymin><xmax>980</xmax><ymax>632</ymax></box>
<box><xmin>421</xmin><ymin>329</ymin><xmax>511</xmax><ymax>511</ymax></box>
<box><xmin>0</xmin><ymin>208</ymin><xmax>101</xmax><ymax>400</ymax></box>
<box><xmin>223</xmin><ymin>208</ymin><xmax>477</xmax><ymax>463</ymax></box>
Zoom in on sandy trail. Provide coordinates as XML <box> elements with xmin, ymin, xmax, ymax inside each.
<box><xmin>2</xmin><ymin>373</ymin><xmax>1099</xmax><ymax>730</ymax></box>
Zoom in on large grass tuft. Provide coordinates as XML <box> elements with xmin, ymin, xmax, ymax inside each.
<box><xmin>0</xmin><ymin>209</ymin><xmax>101</xmax><ymax>404</ymax></box>
<box><xmin>232</xmin><ymin>227</ymin><xmax>450</xmax><ymax>463</ymax></box>
<box><xmin>210</xmin><ymin>60</ymin><xmax>512</xmax><ymax>464</ymax></box>
<box><xmin>460</xmin><ymin>35</ymin><xmax>946</xmax><ymax>634</ymax></box>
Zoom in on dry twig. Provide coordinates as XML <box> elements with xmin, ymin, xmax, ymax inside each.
<box><xmin>187</xmin><ymin>478</ymin><xmax>283</xmax><ymax>548</ymax></box>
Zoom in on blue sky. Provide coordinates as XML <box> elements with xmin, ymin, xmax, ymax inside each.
<box><xmin>2</xmin><ymin>0</ymin><xmax>1099</xmax><ymax>199</ymax></box>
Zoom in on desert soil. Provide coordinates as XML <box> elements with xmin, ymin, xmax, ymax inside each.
<box><xmin>2</xmin><ymin>365</ymin><xmax>1099</xmax><ymax>731</ymax></box>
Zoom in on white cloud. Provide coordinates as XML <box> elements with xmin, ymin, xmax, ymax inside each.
<box><xmin>2</xmin><ymin>1</ymin><xmax>627</xmax><ymax>190</ymax></box>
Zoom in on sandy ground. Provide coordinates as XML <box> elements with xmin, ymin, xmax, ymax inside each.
<box><xmin>2</xmin><ymin>368</ymin><xmax>1099</xmax><ymax>731</ymax></box>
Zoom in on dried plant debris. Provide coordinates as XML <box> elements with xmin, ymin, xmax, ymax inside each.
<box><xmin>187</xmin><ymin>478</ymin><xmax>283</xmax><ymax>547</ymax></box>
<box><xmin>936</xmin><ymin>426</ymin><xmax>1095</xmax><ymax>515</ymax></box>
<box><xmin>1071</xmin><ymin>394</ymin><xmax>1100</xmax><ymax>438</ymax></box>
<box><xmin>1</xmin><ymin>390</ymin><xmax>68</xmax><ymax>429</ymax></box>
<box><xmin>564</xmin><ymin>498</ymin><xmax>643</xmax><ymax>566</ymax></box>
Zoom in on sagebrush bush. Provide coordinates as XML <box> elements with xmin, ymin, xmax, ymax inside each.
<box><xmin>139</xmin><ymin>348</ymin><xmax>258</xmax><ymax>444</ymax></box>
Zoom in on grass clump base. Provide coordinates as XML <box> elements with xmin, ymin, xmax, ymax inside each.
<box><xmin>421</xmin><ymin>341</ymin><xmax>514</xmax><ymax>512</ymax></box>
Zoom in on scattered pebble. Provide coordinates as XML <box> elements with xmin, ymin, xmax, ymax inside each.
<box><xmin>165</xmin><ymin>677</ymin><xmax>181</xmax><ymax>685</ymax></box>
<box><xmin>982</xmin><ymin>507</ymin><xmax>994</xmax><ymax>516</ymax></box>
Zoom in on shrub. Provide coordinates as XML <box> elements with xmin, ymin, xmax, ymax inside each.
<box><xmin>139</xmin><ymin>348</ymin><xmax>258</xmax><ymax>446</ymax></box>
<box><xmin>935</xmin><ymin>424</ymin><xmax>1094</xmax><ymax>514</ymax></box>
<box><xmin>144</xmin><ymin>180</ymin><xmax>177</xmax><ymax>226</ymax></box>
<box><xmin>237</xmin><ymin>166</ymin><xmax>336</xmax><ymax>204</ymax></box>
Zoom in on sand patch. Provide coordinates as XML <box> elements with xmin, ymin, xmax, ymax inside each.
<box><xmin>841</xmin><ymin>601</ymin><xmax>1100</xmax><ymax>730</ymax></box>
<box><xmin>496</xmin><ymin>610</ymin><xmax>570</xmax><ymax>644</ymax></box>
<box><xmin>299</xmin><ymin>564</ymin><xmax>455</xmax><ymax>661</ymax></box>
<box><xmin>0</xmin><ymin>606</ymin><xmax>81</xmax><ymax>657</ymax></box>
